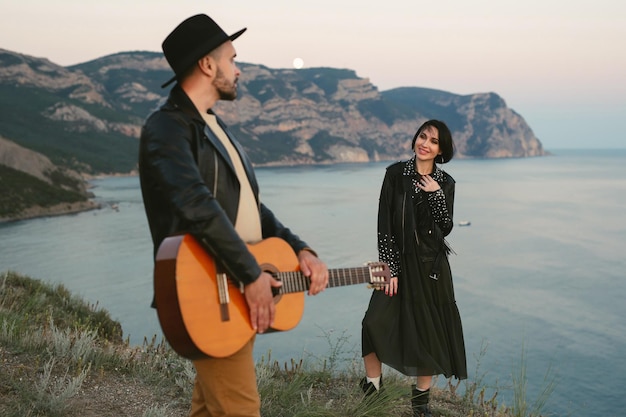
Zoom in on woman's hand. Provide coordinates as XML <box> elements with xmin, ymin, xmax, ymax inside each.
<box><xmin>416</xmin><ymin>174</ymin><xmax>441</xmax><ymax>192</ymax></box>
<box><xmin>385</xmin><ymin>277</ymin><xmax>398</xmax><ymax>297</ymax></box>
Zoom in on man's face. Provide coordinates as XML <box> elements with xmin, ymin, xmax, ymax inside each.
<box><xmin>212</xmin><ymin>41</ymin><xmax>240</xmax><ymax>101</ymax></box>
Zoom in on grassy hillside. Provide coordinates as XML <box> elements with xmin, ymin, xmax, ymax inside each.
<box><xmin>0</xmin><ymin>271</ymin><xmax>546</xmax><ymax>417</ymax></box>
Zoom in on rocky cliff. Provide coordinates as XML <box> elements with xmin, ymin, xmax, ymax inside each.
<box><xmin>1</xmin><ymin>48</ymin><xmax>545</xmax><ymax>174</ymax></box>
<box><xmin>0</xmin><ymin>48</ymin><xmax>545</xmax><ymax>219</ymax></box>
<box><xmin>72</xmin><ymin>51</ymin><xmax>545</xmax><ymax>166</ymax></box>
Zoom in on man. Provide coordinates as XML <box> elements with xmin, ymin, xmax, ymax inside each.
<box><xmin>138</xmin><ymin>14</ymin><xmax>328</xmax><ymax>417</ymax></box>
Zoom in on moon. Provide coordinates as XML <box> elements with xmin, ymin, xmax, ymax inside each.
<box><xmin>292</xmin><ymin>57</ymin><xmax>304</xmax><ymax>69</ymax></box>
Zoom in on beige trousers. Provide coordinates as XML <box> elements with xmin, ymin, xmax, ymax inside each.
<box><xmin>189</xmin><ymin>337</ymin><xmax>260</xmax><ymax>417</ymax></box>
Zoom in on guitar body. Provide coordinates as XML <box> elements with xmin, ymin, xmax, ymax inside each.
<box><xmin>154</xmin><ymin>235</ymin><xmax>304</xmax><ymax>359</ymax></box>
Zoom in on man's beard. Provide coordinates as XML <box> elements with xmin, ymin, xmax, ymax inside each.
<box><xmin>214</xmin><ymin>68</ymin><xmax>238</xmax><ymax>101</ymax></box>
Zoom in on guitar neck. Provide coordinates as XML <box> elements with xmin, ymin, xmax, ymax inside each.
<box><xmin>276</xmin><ymin>266</ymin><xmax>372</xmax><ymax>294</ymax></box>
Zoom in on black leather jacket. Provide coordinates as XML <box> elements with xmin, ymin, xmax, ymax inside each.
<box><xmin>377</xmin><ymin>159</ymin><xmax>455</xmax><ymax>278</ymax></box>
<box><xmin>139</xmin><ymin>85</ymin><xmax>310</xmax><ymax>288</ymax></box>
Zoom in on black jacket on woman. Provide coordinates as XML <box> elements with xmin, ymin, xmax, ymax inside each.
<box><xmin>378</xmin><ymin>160</ymin><xmax>455</xmax><ymax>277</ymax></box>
<box><xmin>139</xmin><ymin>85</ymin><xmax>310</xmax><ymax>301</ymax></box>
<box><xmin>362</xmin><ymin>157</ymin><xmax>467</xmax><ymax>379</ymax></box>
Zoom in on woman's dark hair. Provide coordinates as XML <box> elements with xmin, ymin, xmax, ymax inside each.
<box><xmin>411</xmin><ymin>119</ymin><xmax>455</xmax><ymax>164</ymax></box>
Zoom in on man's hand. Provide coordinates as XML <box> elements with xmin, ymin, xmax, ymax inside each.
<box><xmin>244</xmin><ymin>272</ymin><xmax>282</xmax><ymax>333</ymax></box>
<box><xmin>298</xmin><ymin>250</ymin><xmax>328</xmax><ymax>295</ymax></box>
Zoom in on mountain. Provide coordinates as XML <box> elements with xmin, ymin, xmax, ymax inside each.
<box><xmin>213</xmin><ymin>67</ymin><xmax>544</xmax><ymax>164</ymax></box>
<box><xmin>0</xmin><ymin>48</ymin><xmax>545</xmax><ymax>218</ymax></box>
<box><xmin>0</xmin><ymin>50</ymin><xmax>141</xmax><ymax>174</ymax></box>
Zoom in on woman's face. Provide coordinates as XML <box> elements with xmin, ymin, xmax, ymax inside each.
<box><xmin>414</xmin><ymin>125</ymin><xmax>442</xmax><ymax>163</ymax></box>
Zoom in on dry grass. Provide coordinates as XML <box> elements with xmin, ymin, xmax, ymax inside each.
<box><xmin>1</xmin><ymin>271</ymin><xmax>542</xmax><ymax>417</ymax></box>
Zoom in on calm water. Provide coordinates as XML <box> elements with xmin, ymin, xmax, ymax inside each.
<box><xmin>1</xmin><ymin>149</ymin><xmax>625</xmax><ymax>416</ymax></box>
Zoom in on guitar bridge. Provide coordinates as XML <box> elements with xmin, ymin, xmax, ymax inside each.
<box><xmin>217</xmin><ymin>272</ymin><xmax>230</xmax><ymax>322</ymax></box>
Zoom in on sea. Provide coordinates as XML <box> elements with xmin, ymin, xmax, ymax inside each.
<box><xmin>1</xmin><ymin>149</ymin><xmax>625</xmax><ymax>416</ymax></box>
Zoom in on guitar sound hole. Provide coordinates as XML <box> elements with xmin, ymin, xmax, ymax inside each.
<box><xmin>271</xmin><ymin>285</ymin><xmax>281</xmax><ymax>297</ymax></box>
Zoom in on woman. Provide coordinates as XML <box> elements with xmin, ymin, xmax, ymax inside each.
<box><xmin>360</xmin><ymin>120</ymin><xmax>467</xmax><ymax>417</ymax></box>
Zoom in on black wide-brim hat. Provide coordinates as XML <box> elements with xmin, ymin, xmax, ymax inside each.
<box><xmin>161</xmin><ymin>14</ymin><xmax>246</xmax><ymax>88</ymax></box>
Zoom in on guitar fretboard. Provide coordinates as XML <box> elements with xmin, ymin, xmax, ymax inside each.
<box><xmin>276</xmin><ymin>266</ymin><xmax>379</xmax><ymax>294</ymax></box>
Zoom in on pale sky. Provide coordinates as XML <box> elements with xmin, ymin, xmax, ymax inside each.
<box><xmin>2</xmin><ymin>0</ymin><xmax>625</xmax><ymax>149</ymax></box>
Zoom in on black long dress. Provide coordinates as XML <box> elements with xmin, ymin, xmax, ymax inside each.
<box><xmin>362</xmin><ymin>158</ymin><xmax>467</xmax><ymax>379</ymax></box>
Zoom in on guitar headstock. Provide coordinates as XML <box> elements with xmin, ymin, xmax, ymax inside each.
<box><xmin>365</xmin><ymin>262</ymin><xmax>391</xmax><ymax>290</ymax></box>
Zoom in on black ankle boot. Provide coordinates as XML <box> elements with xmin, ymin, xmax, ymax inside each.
<box><xmin>411</xmin><ymin>385</ymin><xmax>432</xmax><ymax>417</ymax></box>
<box><xmin>359</xmin><ymin>376</ymin><xmax>383</xmax><ymax>397</ymax></box>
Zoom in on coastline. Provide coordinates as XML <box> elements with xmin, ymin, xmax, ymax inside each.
<box><xmin>1</xmin><ymin>151</ymin><xmax>553</xmax><ymax>224</ymax></box>
<box><xmin>0</xmin><ymin>200</ymin><xmax>101</xmax><ymax>223</ymax></box>
<box><xmin>0</xmin><ymin>171</ymin><xmax>139</xmax><ymax>224</ymax></box>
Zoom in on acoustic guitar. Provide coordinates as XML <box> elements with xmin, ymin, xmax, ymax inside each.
<box><xmin>154</xmin><ymin>234</ymin><xmax>390</xmax><ymax>359</ymax></box>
